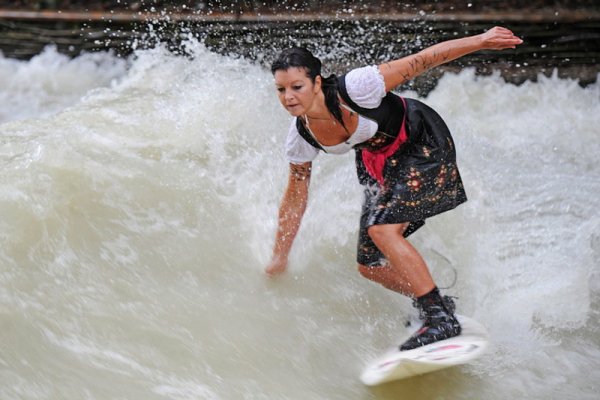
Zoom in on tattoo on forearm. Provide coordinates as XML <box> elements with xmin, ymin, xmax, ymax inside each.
<box><xmin>290</xmin><ymin>164</ymin><xmax>311</xmax><ymax>181</ymax></box>
<box><xmin>408</xmin><ymin>58</ymin><xmax>417</xmax><ymax>72</ymax></box>
<box><xmin>388</xmin><ymin>41</ymin><xmax>462</xmax><ymax>86</ymax></box>
<box><xmin>417</xmin><ymin>54</ymin><xmax>432</xmax><ymax>69</ymax></box>
<box><xmin>433</xmin><ymin>48</ymin><xmax>451</xmax><ymax>63</ymax></box>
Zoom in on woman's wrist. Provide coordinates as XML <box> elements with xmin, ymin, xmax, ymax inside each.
<box><xmin>473</xmin><ymin>33</ymin><xmax>486</xmax><ymax>50</ymax></box>
<box><xmin>271</xmin><ymin>252</ymin><xmax>289</xmax><ymax>263</ymax></box>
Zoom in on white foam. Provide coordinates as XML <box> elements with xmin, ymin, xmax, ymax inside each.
<box><xmin>0</xmin><ymin>42</ymin><xmax>598</xmax><ymax>399</ymax></box>
<box><xmin>0</xmin><ymin>45</ymin><xmax>128</xmax><ymax>124</ymax></box>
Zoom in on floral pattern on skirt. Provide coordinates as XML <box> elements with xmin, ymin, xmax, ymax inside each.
<box><xmin>356</xmin><ymin>98</ymin><xmax>467</xmax><ymax>267</ymax></box>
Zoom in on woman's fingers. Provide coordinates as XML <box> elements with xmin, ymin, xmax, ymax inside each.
<box><xmin>265</xmin><ymin>257</ymin><xmax>288</xmax><ymax>277</ymax></box>
<box><xmin>481</xmin><ymin>26</ymin><xmax>523</xmax><ymax>50</ymax></box>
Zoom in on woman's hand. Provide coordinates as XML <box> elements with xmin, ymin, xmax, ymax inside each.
<box><xmin>479</xmin><ymin>26</ymin><xmax>523</xmax><ymax>50</ymax></box>
<box><xmin>265</xmin><ymin>255</ymin><xmax>288</xmax><ymax>277</ymax></box>
<box><xmin>265</xmin><ymin>162</ymin><xmax>312</xmax><ymax>278</ymax></box>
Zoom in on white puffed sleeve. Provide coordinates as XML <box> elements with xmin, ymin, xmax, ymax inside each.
<box><xmin>344</xmin><ymin>65</ymin><xmax>386</xmax><ymax>109</ymax></box>
<box><xmin>285</xmin><ymin>119</ymin><xmax>319</xmax><ymax>164</ymax></box>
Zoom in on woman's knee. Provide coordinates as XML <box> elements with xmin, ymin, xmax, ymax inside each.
<box><xmin>358</xmin><ymin>264</ymin><xmax>373</xmax><ymax>279</ymax></box>
<box><xmin>367</xmin><ymin>223</ymin><xmax>408</xmax><ymax>244</ymax></box>
<box><xmin>366</xmin><ymin>225</ymin><xmax>387</xmax><ymax>244</ymax></box>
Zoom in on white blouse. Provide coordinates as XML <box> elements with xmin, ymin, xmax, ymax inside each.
<box><xmin>284</xmin><ymin>65</ymin><xmax>386</xmax><ymax>164</ymax></box>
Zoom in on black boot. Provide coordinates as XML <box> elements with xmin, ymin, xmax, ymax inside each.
<box><xmin>400</xmin><ymin>288</ymin><xmax>461</xmax><ymax>351</ymax></box>
<box><xmin>412</xmin><ymin>294</ymin><xmax>457</xmax><ymax>320</ymax></box>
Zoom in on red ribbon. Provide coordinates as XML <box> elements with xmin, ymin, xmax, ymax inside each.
<box><xmin>361</xmin><ymin>97</ymin><xmax>408</xmax><ymax>186</ymax></box>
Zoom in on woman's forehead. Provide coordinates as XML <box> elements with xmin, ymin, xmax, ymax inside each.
<box><xmin>274</xmin><ymin>67</ymin><xmax>310</xmax><ymax>83</ymax></box>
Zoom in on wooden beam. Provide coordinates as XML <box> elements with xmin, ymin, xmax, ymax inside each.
<box><xmin>0</xmin><ymin>9</ymin><xmax>598</xmax><ymax>23</ymax></box>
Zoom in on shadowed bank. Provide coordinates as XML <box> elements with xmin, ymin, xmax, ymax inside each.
<box><xmin>0</xmin><ymin>0</ymin><xmax>599</xmax><ymax>93</ymax></box>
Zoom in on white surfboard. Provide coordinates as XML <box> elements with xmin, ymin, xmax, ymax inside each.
<box><xmin>360</xmin><ymin>315</ymin><xmax>489</xmax><ymax>386</ymax></box>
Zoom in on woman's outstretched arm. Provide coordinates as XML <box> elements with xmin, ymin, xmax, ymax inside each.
<box><xmin>265</xmin><ymin>162</ymin><xmax>312</xmax><ymax>276</ymax></box>
<box><xmin>378</xmin><ymin>26</ymin><xmax>523</xmax><ymax>91</ymax></box>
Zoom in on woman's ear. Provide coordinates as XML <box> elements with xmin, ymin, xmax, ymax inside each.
<box><xmin>314</xmin><ymin>75</ymin><xmax>322</xmax><ymax>93</ymax></box>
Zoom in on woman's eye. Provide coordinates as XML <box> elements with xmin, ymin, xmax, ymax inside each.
<box><xmin>276</xmin><ymin>87</ymin><xmax>285</xmax><ymax>93</ymax></box>
<box><xmin>293</xmin><ymin>86</ymin><xmax>303</xmax><ymax>90</ymax></box>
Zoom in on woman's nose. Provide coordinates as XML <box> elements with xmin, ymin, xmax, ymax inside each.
<box><xmin>284</xmin><ymin>89</ymin><xmax>295</xmax><ymax>100</ymax></box>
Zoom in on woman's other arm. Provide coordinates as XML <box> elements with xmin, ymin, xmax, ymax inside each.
<box><xmin>265</xmin><ymin>162</ymin><xmax>312</xmax><ymax>276</ymax></box>
<box><xmin>379</xmin><ymin>26</ymin><xmax>523</xmax><ymax>91</ymax></box>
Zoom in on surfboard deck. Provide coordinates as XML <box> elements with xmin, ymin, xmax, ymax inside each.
<box><xmin>360</xmin><ymin>315</ymin><xmax>489</xmax><ymax>386</ymax></box>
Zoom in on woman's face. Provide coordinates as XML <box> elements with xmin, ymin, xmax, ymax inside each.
<box><xmin>274</xmin><ymin>67</ymin><xmax>321</xmax><ymax>117</ymax></box>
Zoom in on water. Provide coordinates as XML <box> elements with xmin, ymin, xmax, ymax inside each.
<box><xmin>1</xmin><ymin>42</ymin><xmax>599</xmax><ymax>399</ymax></box>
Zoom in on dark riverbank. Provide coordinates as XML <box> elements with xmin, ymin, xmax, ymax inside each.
<box><xmin>2</xmin><ymin>1</ymin><xmax>598</xmax><ymax>15</ymax></box>
<box><xmin>1</xmin><ymin>1</ymin><xmax>598</xmax><ymax>93</ymax></box>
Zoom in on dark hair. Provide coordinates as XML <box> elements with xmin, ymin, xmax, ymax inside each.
<box><xmin>271</xmin><ymin>47</ymin><xmax>345</xmax><ymax>130</ymax></box>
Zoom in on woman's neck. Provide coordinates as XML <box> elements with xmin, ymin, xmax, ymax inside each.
<box><xmin>304</xmin><ymin>91</ymin><xmax>330</xmax><ymax>120</ymax></box>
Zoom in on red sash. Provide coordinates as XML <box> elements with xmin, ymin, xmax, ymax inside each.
<box><xmin>361</xmin><ymin>97</ymin><xmax>408</xmax><ymax>186</ymax></box>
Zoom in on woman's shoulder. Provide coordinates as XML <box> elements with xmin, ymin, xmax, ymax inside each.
<box><xmin>285</xmin><ymin>118</ymin><xmax>319</xmax><ymax>164</ymax></box>
<box><xmin>342</xmin><ymin>66</ymin><xmax>386</xmax><ymax>109</ymax></box>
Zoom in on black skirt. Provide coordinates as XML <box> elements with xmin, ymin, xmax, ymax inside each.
<box><xmin>356</xmin><ymin>98</ymin><xmax>467</xmax><ymax>267</ymax></box>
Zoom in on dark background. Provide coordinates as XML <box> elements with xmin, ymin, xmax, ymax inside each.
<box><xmin>1</xmin><ymin>1</ymin><xmax>598</xmax><ymax>13</ymax></box>
<box><xmin>1</xmin><ymin>1</ymin><xmax>598</xmax><ymax>92</ymax></box>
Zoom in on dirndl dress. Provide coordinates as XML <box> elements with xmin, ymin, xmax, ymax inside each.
<box><xmin>354</xmin><ymin>98</ymin><xmax>467</xmax><ymax>267</ymax></box>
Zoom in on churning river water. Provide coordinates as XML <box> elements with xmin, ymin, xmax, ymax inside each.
<box><xmin>1</xmin><ymin>41</ymin><xmax>599</xmax><ymax>399</ymax></box>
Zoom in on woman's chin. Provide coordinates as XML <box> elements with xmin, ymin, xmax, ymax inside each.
<box><xmin>286</xmin><ymin>106</ymin><xmax>303</xmax><ymax>116</ymax></box>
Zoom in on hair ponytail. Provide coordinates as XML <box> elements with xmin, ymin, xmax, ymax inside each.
<box><xmin>272</xmin><ymin>48</ymin><xmax>346</xmax><ymax>131</ymax></box>
<box><xmin>321</xmin><ymin>74</ymin><xmax>346</xmax><ymax>131</ymax></box>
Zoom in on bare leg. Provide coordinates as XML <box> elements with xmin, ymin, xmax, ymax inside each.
<box><xmin>358</xmin><ymin>222</ymin><xmax>462</xmax><ymax>350</ymax></box>
<box><xmin>358</xmin><ymin>223</ymin><xmax>435</xmax><ymax>298</ymax></box>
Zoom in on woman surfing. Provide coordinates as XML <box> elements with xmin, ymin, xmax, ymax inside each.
<box><xmin>266</xmin><ymin>27</ymin><xmax>522</xmax><ymax>350</ymax></box>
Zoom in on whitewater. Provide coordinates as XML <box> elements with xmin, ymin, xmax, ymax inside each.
<box><xmin>0</xmin><ymin>42</ymin><xmax>599</xmax><ymax>399</ymax></box>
